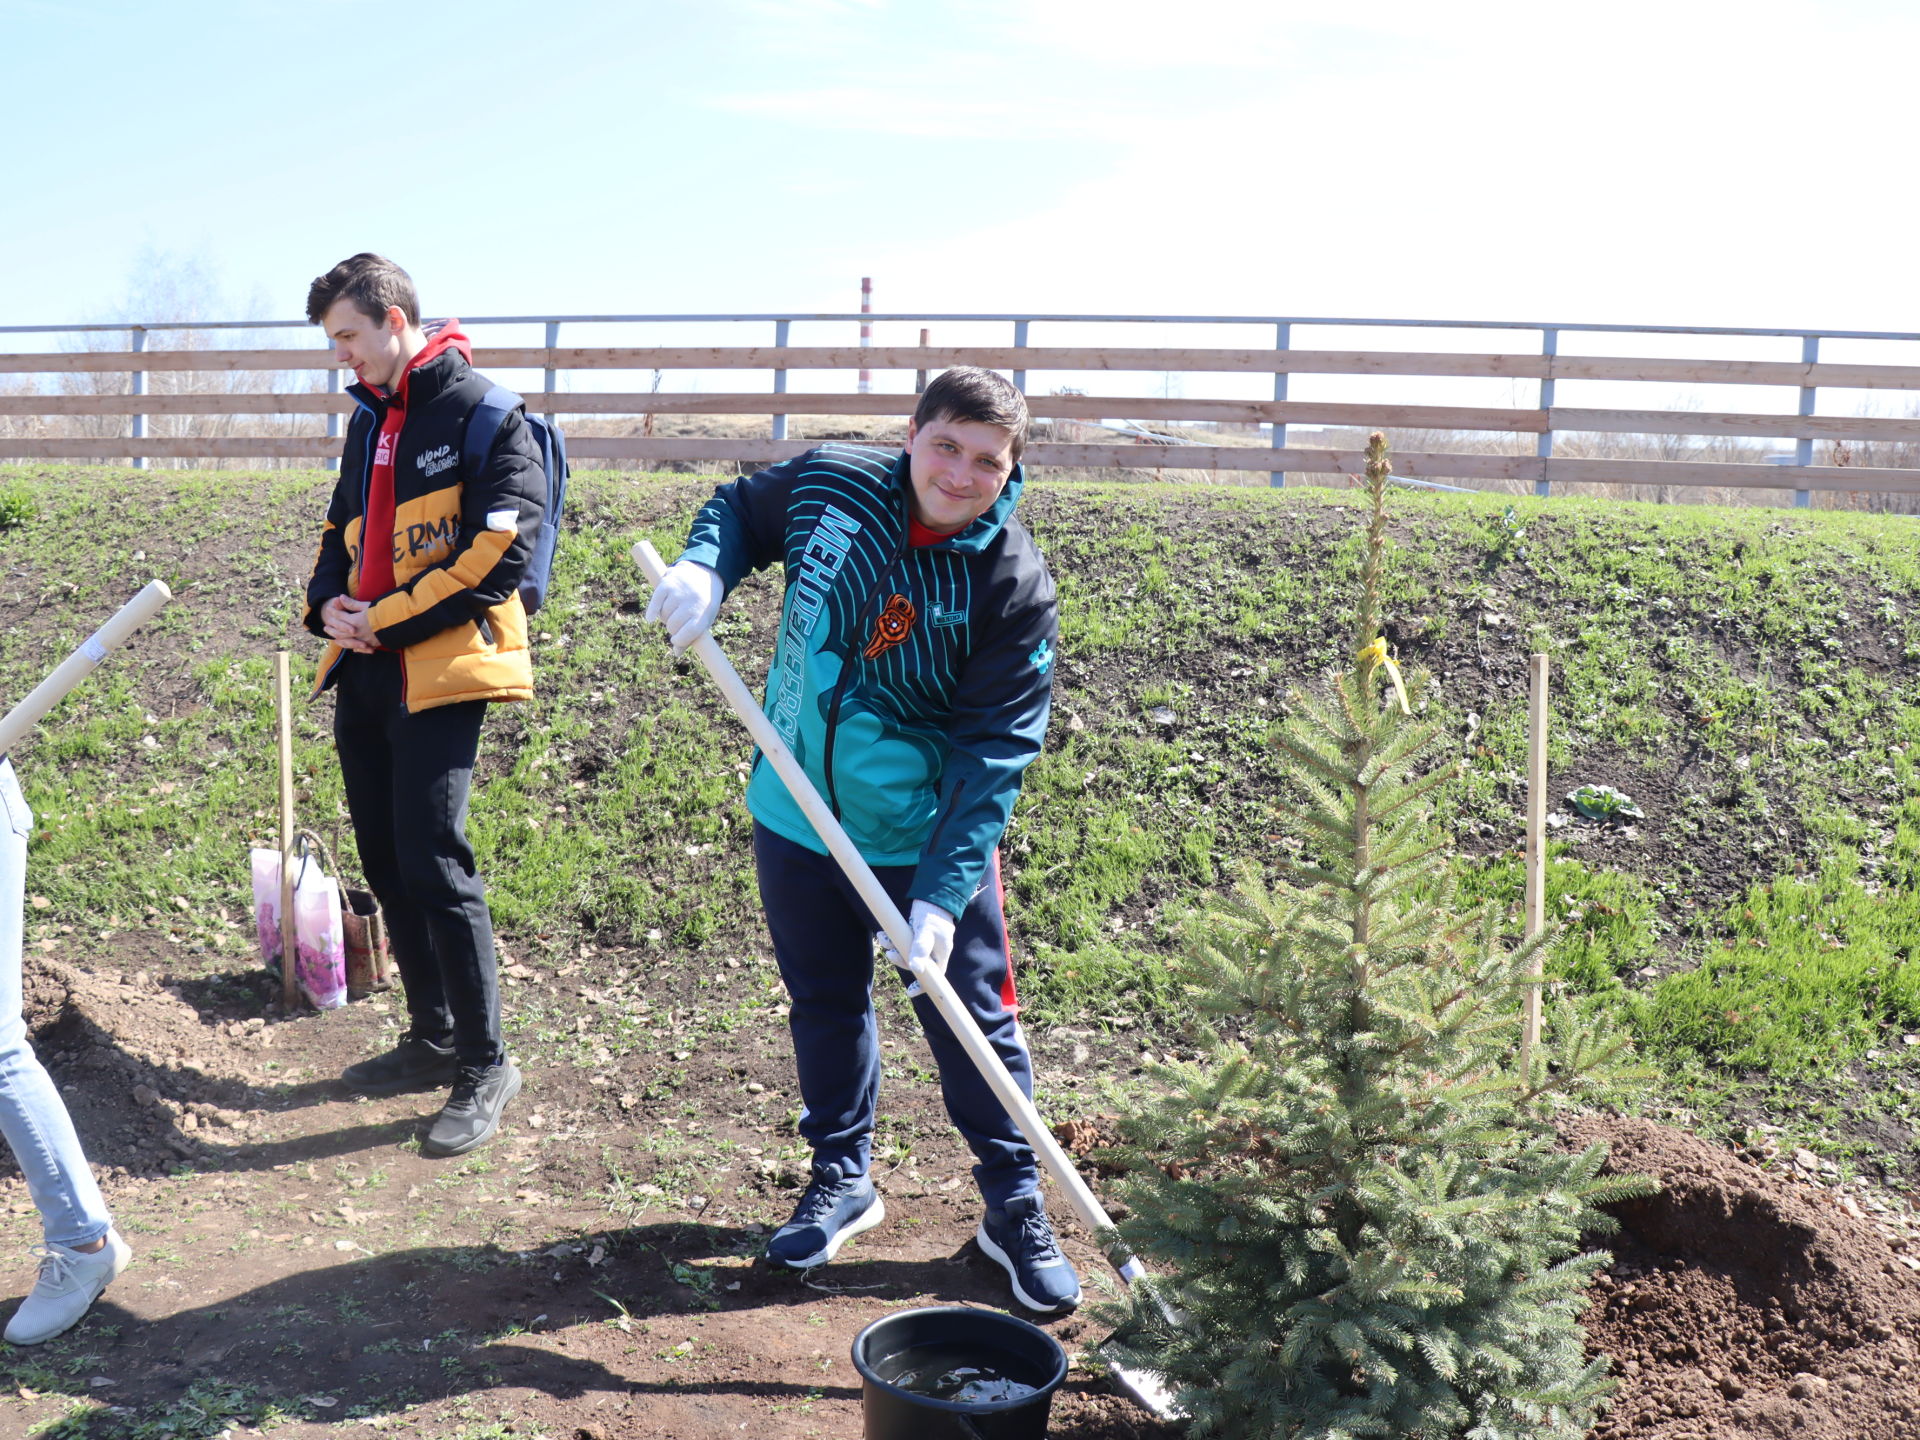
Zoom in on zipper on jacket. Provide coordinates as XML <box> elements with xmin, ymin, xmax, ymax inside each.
<box><xmin>822</xmin><ymin>536</ymin><xmax>907</xmax><ymax>819</ymax></box>
<box><xmin>316</xmin><ymin>393</ymin><xmax>381</xmax><ymax>695</ymax></box>
<box><xmin>349</xmin><ymin>391</ymin><xmax>382</xmax><ymax>595</ymax></box>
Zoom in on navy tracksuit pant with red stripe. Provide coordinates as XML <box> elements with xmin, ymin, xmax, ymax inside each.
<box><xmin>753</xmin><ymin>822</ymin><xmax>1040</xmax><ymax>1209</ymax></box>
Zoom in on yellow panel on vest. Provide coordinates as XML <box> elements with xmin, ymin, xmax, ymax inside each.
<box><xmin>389</xmin><ymin>486</ymin><xmax>462</xmax><ymax>578</ymax></box>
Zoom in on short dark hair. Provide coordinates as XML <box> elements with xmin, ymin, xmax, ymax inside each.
<box><xmin>912</xmin><ymin>366</ymin><xmax>1030</xmax><ymax>464</ymax></box>
<box><xmin>306</xmin><ymin>253</ymin><xmax>420</xmax><ymax>328</ymax></box>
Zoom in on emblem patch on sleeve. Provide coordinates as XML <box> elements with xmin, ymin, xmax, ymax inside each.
<box><xmin>485</xmin><ymin>509</ymin><xmax>518</xmax><ymax>533</ymax></box>
<box><xmin>1029</xmin><ymin>639</ymin><xmax>1054</xmax><ymax>673</ymax></box>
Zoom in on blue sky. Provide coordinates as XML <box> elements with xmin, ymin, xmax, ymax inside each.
<box><xmin>4</xmin><ymin>0</ymin><xmax>1917</xmax><ymax>348</ymax></box>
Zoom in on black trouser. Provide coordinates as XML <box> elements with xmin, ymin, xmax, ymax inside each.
<box><xmin>332</xmin><ymin>651</ymin><xmax>503</xmax><ymax>1070</ymax></box>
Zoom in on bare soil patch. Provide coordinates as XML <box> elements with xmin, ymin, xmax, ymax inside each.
<box><xmin>0</xmin><ymin>952</ymin><xmax>1181</xmax><ymax>1438</ymax></box>
<box><xmin>1569</xmin><ymin>1113</ymin><xmax>1920</xmax><ymax>1439</ymax></box>
<box><xmin>11</xmin><ymin>953</ymin><xmax>1920</xmax><ymax>1436</ymax></box>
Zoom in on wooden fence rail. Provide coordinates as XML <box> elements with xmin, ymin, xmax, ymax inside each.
<box><xmin>9</xmin><ymin>435</ymin><xmax>1918</xmax><ymax>495</ymax></box>
<box><xmin>15</xmin><ymin>390</ymin><xmax>1920</xmax><ymax>446</ymax></box>
<box><xmin>6</xmin><ymin>327</ymin><xmax>1920</xmax><ymax>497</ymax></box>
<box><xmin>14</xmin><ymin>344</ymin><xmax>1920</xmax><ymax>391</ymax></box>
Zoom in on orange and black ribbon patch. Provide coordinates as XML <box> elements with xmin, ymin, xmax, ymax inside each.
<box><xmin>863</xmin><ymin>594</ymin><xmax>917</xmax><ymax>659</ymax></box>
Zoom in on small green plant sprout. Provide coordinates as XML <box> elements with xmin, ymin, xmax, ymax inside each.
<box><xmin>0</xmin><ymin>485</ymin><xmax>35</xmax><ymax>532</ymax></box>
<box><xmin>1487</xmin><ymin>503</ymin><xmax>1526</xmax><ymax>559</ymax></box>
<box><xmin>1099</xmin><ymin>431</ymin><xmax>1654</xmax><ymax>1440</ymax></box>
<box><xmin>669</xmin><ymin>1259</ymin><xmax>721</xmax><ymax>1310</ymax></box>
<box><xmin>591</xmin><ymin>1289</ymin><xmax>634</xmax><ymax>1333</ymax></box>
<box><xmin>1567</xmin><ymin>784</ymin><xmax>1644</xmax><ymax>825</ymax></box>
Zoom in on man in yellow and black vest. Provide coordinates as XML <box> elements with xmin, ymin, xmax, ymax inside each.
<box><xmin>302</xmin><ymin>253</ymin><xmax>542</xmax><ymax>1157</ymax></box>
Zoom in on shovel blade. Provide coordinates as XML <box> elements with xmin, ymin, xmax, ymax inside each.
<box><xmin>1097</xmin><ymin>1337</ymin><xmax>1185</xmax><ymax>1423</ymax></box>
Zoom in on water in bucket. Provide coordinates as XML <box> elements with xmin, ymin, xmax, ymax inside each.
<box><xmin>853</xmin><ymin>1305</ymin><xmax>1068</xmax><ymax>1440</ymax></box>
<box><xmin>882</xmin><ymin>1343</ymin><xmax>1043</xmax><ymax>1405</ymax></box>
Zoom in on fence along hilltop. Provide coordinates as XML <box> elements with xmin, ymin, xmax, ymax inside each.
<box><xmin>6</xmin><ymin>310</ymin><xmax>1920</xmax><ymax>509</ymax></box>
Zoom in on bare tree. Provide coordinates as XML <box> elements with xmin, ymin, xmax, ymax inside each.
<box><xmin>56</xmin><ymin>247</ymin><xmax>322</xmax><ymax>469</ymax></box>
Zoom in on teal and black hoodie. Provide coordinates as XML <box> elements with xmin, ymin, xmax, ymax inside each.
<box><xmin>678</xmin><ymin>443</ymin><xmax>1057</xmax><ymax>919</ymax></box>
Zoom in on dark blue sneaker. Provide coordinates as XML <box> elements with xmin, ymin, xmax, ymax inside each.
<box><xmin>765</xmin><ymin>1161</ymin><xmax>884</xmax><ymax>1270</ymax></box>
<box><xmin>977</xmin><ymin>1194</ymin><xmax>1081</xmax><ymax>1313</ymax></box>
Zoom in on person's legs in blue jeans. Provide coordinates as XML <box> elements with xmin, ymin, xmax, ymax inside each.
<box><xmin>0</xmin><ymin>758</ymin><xmax>130</xmax><ymax>1345</ymax></box>
<box><xmin>0</xmin><ymin>761</ymin><xmax>111</xmax><ymax>1250</ymax></box>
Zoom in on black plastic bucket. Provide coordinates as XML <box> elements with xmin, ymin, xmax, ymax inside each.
<box><xmin>852</xmin><ymin>1305</ymin><xmax>1068</xmax><ymax>1440</ymax></box>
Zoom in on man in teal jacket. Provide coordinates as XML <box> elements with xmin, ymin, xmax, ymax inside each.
<box><xmin>646</xmin><ymin>367</ymin><xmax>1078</xmax><ymax>1313</ymax></box>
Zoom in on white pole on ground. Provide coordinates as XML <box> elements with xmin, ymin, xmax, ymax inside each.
<box><xmin>0</xmin><ymin>580</ymin><xmax>172</xmax><ymax>756</ymax></box>
<box><xmin>1521</xmin><ymin>652</ymin><xmax>1549</xmax><ymax>1067</ymax></box>
<box><xmin>275</xmin><ymin>651</ymin><xmax>298</xmax><ymax>1009</ymax></box>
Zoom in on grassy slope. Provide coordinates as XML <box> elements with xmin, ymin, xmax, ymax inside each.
<box><xmin>4</xmin><ymin>463</ymin><xmax>1920</xmax><ymax>1176</ymax></box>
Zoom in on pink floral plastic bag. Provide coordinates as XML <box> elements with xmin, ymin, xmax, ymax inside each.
<box><xmin>251</xmin><ymin>847</ymin><xmax>283</xmax><ymax>970</ymax></box>
<box><xmin>250</xmin><ymin>844</ymin><xmax>348</xmax><ymax>1009</ymax></box>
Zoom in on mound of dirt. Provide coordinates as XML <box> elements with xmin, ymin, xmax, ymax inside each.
<box><xmin>12</xmin><ymin>955</ymin><xmax>286</xmax><ymax>1177</ymax></box>
<box><xmin>1567</xmin><ymin>1114</ymin><xmax>1920</xmax><ymax>1439</ymax></box>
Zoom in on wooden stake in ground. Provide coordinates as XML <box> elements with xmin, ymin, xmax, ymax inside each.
<box><xmin>1521</xmin><ymin>651</ymin><xmax>1549</xmax><ymax>1065</ymax></box>
<box><xmin>275</xmin><ymin>651</ymin><xmax>297</xmax><ymax>1008</ymax></box>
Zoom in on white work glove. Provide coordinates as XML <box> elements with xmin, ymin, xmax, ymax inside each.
<box><xmin>876</xmin><ymin>900</ymin><xmax>956</xmax><ymax>987</ymax></box>
<box><xmin>643</xmin><ymin>559</ymin><xmax>723</xmax><ymax>655</ymax></box>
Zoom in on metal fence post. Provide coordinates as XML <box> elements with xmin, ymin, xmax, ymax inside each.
<box><xmin>858</xmin><ymin>278</ymin><xmax>872</xmax><ymax>395</ymax></box>
<box><xmin>543</xmin><ymin>321</ymin><xmax>559</xmax><ymax>419</ymax></box>
<box><xmin>771</xmin><ymin>319</ymin><xmax>789</xmax><ymax>442</ymax></box>
<box><xmin>1794</xmin><ymin>334</ymin><xmax>1818</xmax><ymax>509</ymax></box>
<box><xmin>1535</xmin><ymin>327</ymin><xmax>1557</xmax><ymax>498</ymax></box>
<box><xmin>326</xmin><ymin>361</ymin><xmax>342</xmax><ymax>472</ymax></box>
<box><xmin>1012</xmin><ymin>320</ymin><xmax>1029</xmax><ymax>394</ymax></box>
<box><xmin>129</xmin><ymin>327</ymin><xmax>147</xmax><ymax>471</ymax></box>
<box><xmin>1269</xmin><ymin>321</ymin><xmax>1290</xmax><ymax>487</ymax></box>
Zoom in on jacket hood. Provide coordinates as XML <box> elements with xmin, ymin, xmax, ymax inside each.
<box><xmin>347</xmin><ymin>322</ymin><xmax>473</xmax><ymax>410</ymax></box>
<box><xmin>892</xmin><ymin>450</ymin><xmax>1026</xmax><ymax>556</ymax></box>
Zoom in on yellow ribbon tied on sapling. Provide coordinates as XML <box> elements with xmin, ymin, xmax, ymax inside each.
<box><xmin>1355</xmin><ymin>635</ymin><xmax>1412</xmax><ymax>715</ymax></box>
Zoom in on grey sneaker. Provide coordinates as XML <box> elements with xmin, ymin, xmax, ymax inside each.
<box><xmin>765</xmin><ymin>1161</ymin><xmax>884</xmax><ymax>1270</ymax></box>
<box><xmin>977</xmin><ymin>1194</ymin><xmax>1082</xmax><ymax>1314</ymax></box>
<box><xmin>422</xmin><ymin>1061</ymin><xmax>522</xmax><ymax>1157</ymax></box>
<box><xmin>4</xmin><ymin>1230</ymin><xmax>131</xmax><ymax>1345</ymax></box>
<box><xmin>341</xmin><ymin>1033</ymin><xmax>459</xmax><ymax>1097</ymax></box>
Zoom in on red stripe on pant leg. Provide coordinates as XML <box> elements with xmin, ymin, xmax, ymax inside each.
<box><xmin>993</xmin><ymin>850</ymin><xmax>1019</xmax><ymax>1014</ymax></box>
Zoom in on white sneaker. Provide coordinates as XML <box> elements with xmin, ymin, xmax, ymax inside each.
<box><xmin>4</xmin><ymin>1230</ymin><xmax>131</xmax><ymax>1345</ymax></box>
